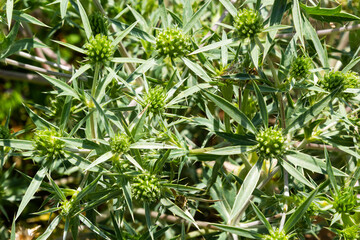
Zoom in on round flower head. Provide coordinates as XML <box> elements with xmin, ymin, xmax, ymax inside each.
<box><xmin>110</xmin><ymin>133</ymin><xmax>131</xmax><ymax>154</ymax></box>
<box><xmin>89</xmin><ymin>12</ymin><xmax>108</xmax><ymax>36</ymax></box>
<box><xmin>289</xmin><ymin>56</ymin><xmax>312</xmax><ymax>80</ymax></box>
<box><xmin>234</xmin><ymin>9</ymin><xmax>263</xmax><ymax>39</ymax></box>
<box><xmin>0</xmin><ymin>126</ymin><xmax>11</xmax><ymax>139</ymax></box>
<box><xmin>263</xmin><ymin>229</ymin><xmax>290</xmax><ymax>240</ymax></box>
<box><xmin>143</xmin><ymin>86</ymin><xmax>166</xmax><ymax>113</ymax></box>
<box><xmin>155</xmin><ymin>28</ymin><xmax>191</xmax><ymax>58</ymax></box>
<box><xmin>333</xmin><ymin>187</ymin><xmax>357</xmax><ymax>214</ymax></box>
<box><xmin>34</xmin><ymin>128</ymin><xmax>65</xmax><ymax>160</ymax></box>
<box><xmin>132</xmin><ymin>173</ymin><xmax>161</xmax><ymax>203</ymax></box>
<box><xmin>338</xmin><ymin>225</ymin><xmax>360</xmax><ymax>240</ymax></box>
<box><xmin>85</xmin><ymin>34</ymin><xmax>114</xmax><ymax>64</ymax></box>
<box><xmin>256</xmin><ymin>126</ymin><xmax>285</xmax><ymax>159</ymax></box>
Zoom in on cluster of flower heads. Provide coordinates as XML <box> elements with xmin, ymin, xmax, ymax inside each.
<box><xmin>234</xmin><ymin>9</ymin><xmax>263</xmax><ymax>39</ymax></box>
<box><xmin>89</xmin><ymin>12</ymin><xmax>108</xmax><ymax>36</ymax></box>
<box><xmin>289</xmin><ymin>56</ymin><xmax>312</xmax><ymax>80</ymax></box>
<box><xmin>132</xmin><ymin>173</ymin><xmax>161</xmax><ymax>203</ymax></box>
<box><xmin>263</xmin><ymin>229</ymin><xmax>290</xmax><ymax>240</ymax></box>
<box><xmin>256</xmin><ymin>126</ymin><xmax>285</xmax><ymax>159</ymax></box>
<box><xmin>110</xmin><ymin>133</ymin><xmax>131</xmax><ymax>154</ymax></box>
<box><xmin>33</xmin><ymin>128</ymin><xmax>65</xmax><ymax>160</ymax></box>
<box><xmin>155</xmin><ymin>28</ymin><xmax>191</xmax><ymax>58</ymax></box>
<box><xmin>319</xmin><ymin>70</ymin><xmax>360</xmax><ymax>94</ymax></box>
<box><xmin>332</xmin><ymin>187</ymin><xmax>358</xmax><ymax>214</ymax></box>
<box><xmin>85</xmin><ymin>34</ymin><xmax>114</xmax><ymax>63</ymax></box>
<box><xmin>0</xmin><ymin>126</ymin><xmax>10</xmax><ymax>139</ymax></box>
<box><xmin>143</xmin><ymin>86</ymin><xmax>167</xmax><ymax>113</ymax></box>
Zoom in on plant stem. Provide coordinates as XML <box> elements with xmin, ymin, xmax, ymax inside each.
<box><xmin>90</xmin><ymin>63</ymin><xmax>101</xmax><ymax>140</ymax></box>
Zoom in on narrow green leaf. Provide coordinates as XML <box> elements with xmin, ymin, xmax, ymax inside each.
<box><xmin>158</xmin><ymin>0</ymin><xmax>168</xmax><ymax>29</ymax></box>
<box><xmin>38</xmin><ymin>73</ymin><xmax>80</xmax><ymax>100</ymax></box>
<box><xmin>68</xmin><ymin>64</ymin><xmax>90</xmax><ymax>84</ymax></box>
<box><xmin>202</xmin><ymin>90</ymin><xmax>257</xmax><ymax>134</ymax></box>
<box><xmin>60</xmin><ymin>0</ymin><xmax>69</xmax><ymax>19</ymax></box>
<box><xmin>53</xmin><ymin>40</ymin><xmax>86</xmax><ymax>54</ymax></box>
<box><xmin>325</xmin><ymin>147</ymin><xmax>338</xmax><ymax>194</ymax></box>
<box><xmin>77</xmin><ymin>0</ymin><xmax>92</xmax><ymax>39</ymax></box>
<box><xmin>131</xmin><ymin>109</ymin><xmax>148</xmax><ymax>141</ymax></box>
<box><xmin>204</xmin><ymin>145</ymin><xmax>255</xmax><ymax>155</ymax></box>
<box><xmin>16</xmin><ymin>167</ymin><xmax>47</xmax><ymax>219</ymax></box>
<box><xmin>153</xmin><ymin>149</ymin><xmax>171</xmax><ymax>174</ymax></box>
<box><xmin>229</xmin><ymin>157</ymin><xmax>264</xmax><ymax>223</ymax></box>
<box><xmin>161</xmin><ymin>198</ymin><xmax>199</xmax><ymax>229</ymax></box>
<box><xmin>6</xmin><ymin>0</ymin><xmax>13</xmax><ymax>29</ymax></box>
<box><xmin>75</xmin><ymin>174</ymin><xmax>102</xmax><ymax>202</ymax></box>
<box><xmin>126</xmin><ymin>58</ymin><xmax>157</xmax><ymax>83</ymax></box>
<box><xmin>122</xmin><ymin>181</ymin><xmax>134</xmax><ymax>221</ymax></box>
<box><xmin>342</xmin><ymin>56</ymin><xmax>360</xmax><ymax>73</ymax></box>
<box><xmin>211</xmin><ymin>224</ymin><xmax>260</xmax><ymax>238</ymax></box>
<box><xmin>13</xmin><ymin>11</ymin><xmax>49</xmax><ymax>28</ymax></box>
<box><xmin>181</xmin><ymin>57</ymin><xmax>212</xmax><ymax>82</ymax></box>
<box><xmin>292</xmin><ymin>0</ymin><xmax>305</xmax><ymax>48</ymax></box>
<box><xmin>144</xmin><ymin>203</ymin><xmax>154</xmax><ymax>240</ymax></box>
<box><xmin>112</xmin><ymin>21</ymin><xmax>138</xmax><ymax>47</ymax></box>
<box><xmin>112</xmin><ymin>57</ymin><xmax>146</xmax><ymax>64</ymax></box>
<box><xmin>124</xmin><ymin>154</ymin><xmax>144</xmax><ymax>170</ymax></box>
<box><xmin>281</xmin><ymin>159</ymin><xmax>316</xmax><ymax>189</ymax></box>
<box><xmin>252</xmin><ymin>81</ymin><xmax>268</xmax><ymax>128</ymax></box>
<box><xmin>286</xmin><ymin>90</ymin><xmax>337</xmax><ymax>133</ymax></box>
<box><xmin>47</xmin><ymin>174</ymin><xmax>66</xmax><ymax>201</ymax></box>
<box><xmin>60</xmin><ymin>96</ymin><xmax>73</xmax><ymax>133</ymax></box>
<box><xmin>37</xmin><ymin>215</ymin><xmax>62</xmax><ymax>240</ymax></box>
<box><xmin>84</xmin><ymin>151</ymin><xmax>113</xmax><ymax>171</ymax></box>
<box><xmin>79</xmin><ymin>214</ymin><xmax>111</xmax><ymax>240</ymax></box>
<box><xmin>10</xmin><ymin>218</ymin><xmax>15</xmax><ymax>240</ymax></box>
<box><xmin>23</xmin><ymin>104</ymin><xmax>58</xmax><ymax>130</ymax></box>
<box><xmin>89</xmin><ymin>95</ymin><xmax>113</xmax><ymax>137</ymax></box>
<box><xmin>1</xmin><ymin>39</ymin><xmax>48</xmax><ymax>59</ymax></box>
<box><xmin>189</xmin><ymin>38</ymin><xmax>237</xmax><ymax>55</ymax></box>
<box><xmin>250</xmin><ymin>201</ymin><xmax>272</xmax><ymax>232</ymax></box>
<box><xmin>0</xmin><ymin>139</ymin><xmax>34</xmax><ymax>150</ymax></box>
<box><xmin>286</xmin><ymin>151</ymin><xmax>346</xmax><ymax>176</ymax></box>
<box><xmin>167</xmin><ymin>83</ymin><xmax>212</xmax><ymax>106</ymax></box>
<box><xmin>183</xmin><ymin>0</ymin><xmax>211</xmax><ymax>33</ymax></box>
<box><xmin>218</xmin><ymin>0</ymin><xmax>237</xmax><ymax>17</ymax></box>
<box><xmin>63</xmin><ymin>217</ymin><xmax>70</xmax><ymax>240</ymax></box>
<box><xmin>130</xmin><ymin>142</ymin><xmax>179</xmax><ymax>149</ymax></box>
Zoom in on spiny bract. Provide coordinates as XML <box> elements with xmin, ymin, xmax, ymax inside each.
<box><xmin>289</xmin><ymin>56</ymin><xmax>312</xmax><ymax>80</ymax></box>
<box><xmin>155</xmin><ymin>28</ymin><xmax>191</xmax><ymax>58</ymax></box>
<box><xmin>110</xmin><ymin>133</ymin><xmax>131</xmax><ymax>154</ymax></box>
<box><xmin>132</xmin><ymin>173</ymin><xmax>161</xmax><ymax>203</ymax></box>
<box><xmin>234</xmin><ymin>9</ymin><xmax>263</xmax><ymax>39</ymax></box>
<box><xmin>333</xmin><ymin>187</ymin><xmax>358</xmax><ymax>214</ymax></box>
<box><xmin>256</xmin><ymin>126</ymin><xmax>285</xmax><ymax>158</ymax></box>
<box><xmin>263</xmin><ymin>229</ymin><xmax>290</xmax><ymax>240</ymax></box>
<box><xmin>34</xmin><ymin>128</ymin><xmax>65</xmax><ymax>160</ymax></box>
<box><xmin>0</xmin><ymin>126</ymin><xmax>10</xmax><ymax>139</ymax></box>
<box><xmin>143</xmin><ymin>86</ymin><xmax>167</xmax><ymax>113</ymax></box>
<box><xmin>85</xmin><ymin>34</ymin><xmax>114</xmax><ymax>64</ymax></box>
<box><xmin>320</xmin><ymin>70</ymin><xmax>360</xmax><ymax>93</ymax></box>
<box><xmin>89</xmin><ymin>11</ymin><xmax>108</xmax><ymax>36</ymax></box>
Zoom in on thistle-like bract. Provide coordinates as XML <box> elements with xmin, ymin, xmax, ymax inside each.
<box><xmin>110</xmin><ymin>133</ymin><xmax>131</xmax><ymax>154</ymax></box>
<box><xmin>289</xmin><ymin>56</ymin><xmax>312</xmax><ymax>80</ymax></box>
<box><xmin>155</xmin><ymin>28</ymin><xmax>191</xmax><ymax>58</ymax></box>
<box><xmin>89</xmin><ymin>12</ymin><xmax>108</xmax><ymax>36</ymax></box>
<box><xmin>333</xmin><ymin>187</ymin><xmax>357</xmax><ymax>214</ymax></box>
<box><xmin>0</xmin><ymin>126</ymin><xmax>10</xmax><ymax>139</ymax></box>
<box><xmin>34</xmin><ymin>128</ymin><xmax>65</xmax><ymax>160</ymax></box>
<box><xmin>234</xmin><ymin>9</ymin><xmax>263</xmax><ymax>39</ymax></box>
<box><xmin>132</xmin><ymin>173</ymin><xmax>161</xmax><ymax>203</ymax></box>
<box><xmin>263</xmin><ymin>229</ymin><xmax>290</xmax><ymax>240</ymax></box>
<box><xmin>85</xmin><ymin>34</ymin><xmax>114</xmax><ymax>64</ymax></box>
<box><xmin>256</xmin><ymin>126</ymin><xmax>285</xmax><ymax>158</ymax></box>
<box><xmin>320</xmin><ymin>71</ymin><xmax>360</xmax><ymax>93</ymax></box>
<box><xmin>143</xmin><ymin>86</ymin><xmax>167</xmax><ymax>113</ymax></box>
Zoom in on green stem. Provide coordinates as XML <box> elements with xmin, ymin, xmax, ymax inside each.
<box><xmin>90</xmin><ymin>63</ymin><xmax>101</xmax><ymax>140</ymax></box>
<box><xmin>222</xmin><ymin>84</ymin><xmax>233</xmax><ymax>133</ymax></box>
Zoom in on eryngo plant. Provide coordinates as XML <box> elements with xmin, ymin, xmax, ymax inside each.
<box><xmin>2</xmin><ymin>0</ymin><xmax>360</xmax><ymax>239</ymax></box>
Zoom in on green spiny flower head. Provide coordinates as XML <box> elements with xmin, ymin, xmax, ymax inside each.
<box><xmin>85</xmin><ymin>34</ymin><xmax>114</xmax><ymax>64</ymax></box>
<box><xmin>0</xmin><ymin>126</ymin><xmax>11</xmax><ymax>139</ymax></box>
<box><xmin>234</xmin><ymin>9</ymin><xmax>263</xmax><ymax>39</ymax></box>
<box><xmin>320</xmin><ymin>71</ymin><xmax>347</xmax><ymax>92</ymax></box>
<box><xmin>143</xmin><ymin>86</ymin><xmax>167</xmax><ymax>113</ymax></box>
<box><xmin>107</xmin><ymin>5</ymin><xmax>122</xmax><ymax>19</ymax></box>
<box><xmin>89</xmin><ymin>11</ymin><xmax>108</xmax><ymax>36</ymax></box>
<box><xmin>132</xmin><ymin>173</ymin><xmax>161</xmax><ymax>203</ymax></box>
<box><xmin>110</xmin><ymin>133</ymin><xmax>131</xmax><ymax>155</ymax></box>
<box><xmin>333</xmin><ymin>187</ymin><xmax>358</xmax><ymax>214</ymax></box>
<box><xmin>34</xmin><ymin>128</ymin><xmax>65</xmax><ymax>160</ymax></box>
<box><xmin>338</xmin><ymin>225</ymin><xmax>360</xmax><ymax>240</ymax></box>
<box><xmin>263</xmin><ymin>229</ymin><xmax>290</xmax><ymax>240</ymax></box>
<box><xmin>155</xmin><ymin>27</ymin><xmax>191</xmax><ymax>58</ymax></box>
<box><xmin>289</xmin><ymin>56</ymin><xmax>312</xmax><ymax>80</ymax></box>
<box><xmin>256</xmin><ymin>126</ymin><xmax>285</xmax><ymax>159</ymax></box>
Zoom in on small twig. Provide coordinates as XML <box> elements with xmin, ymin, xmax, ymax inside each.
<box><xmin>294</xmin><ymin>141</ymin><xmax>342</xmax><ymax>152</ymax></box>
<box><xmin>2</xmin><ymin>58</ymin><xmax>74</xmax><ymax>79</ymax></box>
<box><xmin>16</xmin><ymin>51</ymin><xmax>72</xmax><ymax>72</ymax></box>
<box><xmin>276</xmin><ymin>23</ymin><xmax>360</xmax><ymax>38</ymax></box>
<box><xmin>0</xmin><ymin>69</ymin><xmax>49</xmax><ymax>85</ymax></box>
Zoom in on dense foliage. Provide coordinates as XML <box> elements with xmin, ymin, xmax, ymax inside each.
<box><xmin>1</xmin><ymin>0</ymin><xmax>360</xmax><ymax>239</ymax></box>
